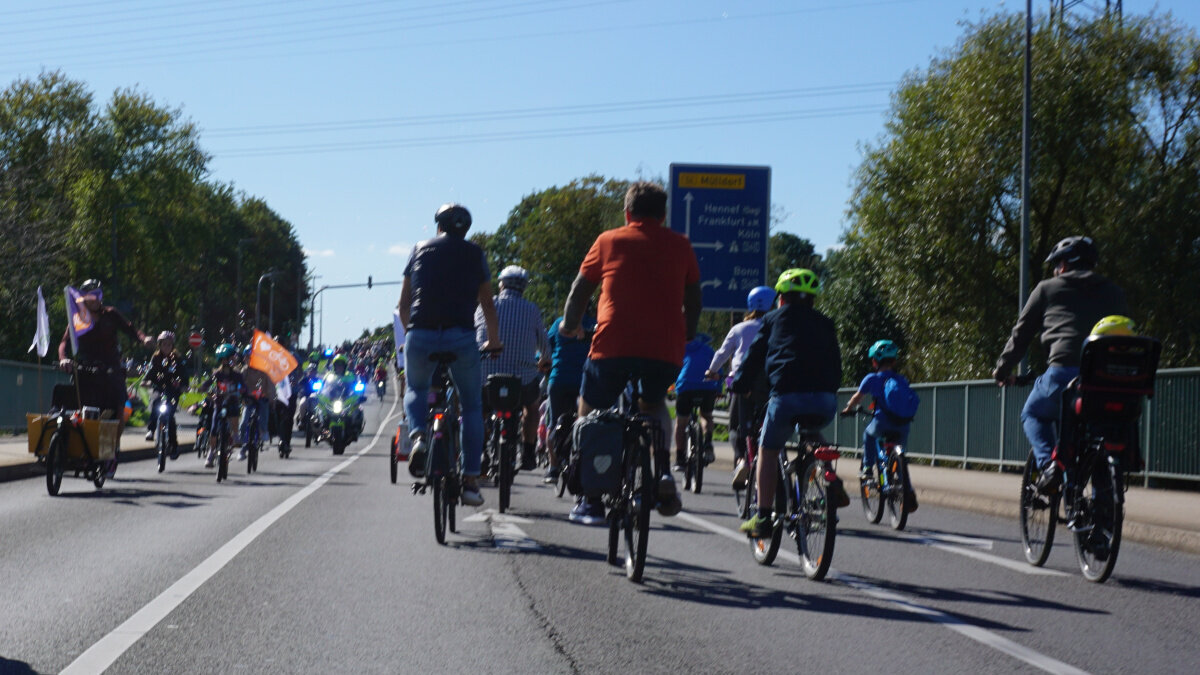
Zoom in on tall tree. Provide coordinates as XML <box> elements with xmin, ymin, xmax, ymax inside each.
<box><xmin>845</xmin><ymin>12</ymin><xmax>1200</xmax><ymax>380</ymax></box>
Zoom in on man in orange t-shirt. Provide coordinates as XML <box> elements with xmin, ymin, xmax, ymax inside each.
<box><xmin>560</xmin><ymin>181</ymin><xmax>702</xmax><ymax>518</ymax></box>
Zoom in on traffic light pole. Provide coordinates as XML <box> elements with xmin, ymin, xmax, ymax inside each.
<box><xmin>306</xmin><ymin>278</ymin><xmax>402</xmax><ymax>351</ymax></box>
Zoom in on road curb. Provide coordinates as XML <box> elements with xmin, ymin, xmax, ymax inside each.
<box><xmin>914</xmin><ymin>486</ymin><xmax>1200</xmax><ymax>556</ymax></box>
<box><xmin>0</xmin><ymin>443</ymin><xmax>195</xmax><ymax>484</ymax></box>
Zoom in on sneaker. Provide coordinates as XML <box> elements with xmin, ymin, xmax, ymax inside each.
<box><xmin>731</xmin><ymin>459</ymin><xmax>750</xmax><ymax>490</ymax></box>
<box><xmin>408</xmin><ymin>436</ymin><xmax>427</xmax><ymax>478</ymax></box>
<box><xmin>460</xmin><ymin>480</ymin><xmax>484</xmax><ymax>507</ymax></box>
<box><xmin>543</xmin><ymin>466</ymin><xmax>561</xmax><ymax>484</ymax></box>
<box><xmin>1035</xmin><ymin>464</ymin><xmax>1061</xmax><ymax>495</ymax></box>
<box><xmin>144</xmin><ymin>429</ymin><xmax>154</xmax><ymax>441</ymax></box>
<box><xmin>858</xmin><ymin>466</ymin><xmax>873</xmax><ymax>482</ymax></box>
<box><xmin>656</xmin><ymin>475</ymin><xmax>682</xmax><ymax>516</ymax></box>
<box><xmin>204</xmin><ymin>459</ymin><xmax>215</xmax><ymax>469</ymax></box>
<box><xmin>703</xmin><ymin>442</ymin><xmax>715</xmax><ymax>464</ymax></box>
<box><xmin>237</xmin><ymin>449</ymin><xmax>247</xmax><ymax>461</ymax></box>
<box><xmin>170</xmin><ymin>444</ymin><xmax>179</xmax><ymax>461</ymax></box>
<box><xmin>672</xmin><ymin>462</ymin><xmax>685</xmax><ymax>474</ymax></box>
<box><xmin>569</xmin><ymin>499</ymin><xmax>605</xmax><ymax>526</ymax></box>
<box><xmin>739</xmin><ymin>513</ymin><xmax>773</xmax><ymax>538</ymax></box>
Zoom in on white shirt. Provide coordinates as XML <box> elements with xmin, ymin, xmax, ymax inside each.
<box><xmin>708</xmin><ymin>318</ymin><xmax>763</xmax><ymax>380</ymax></box>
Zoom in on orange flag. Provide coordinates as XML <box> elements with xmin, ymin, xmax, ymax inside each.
<box><xmin>248</xmin><ymin>330</ymin><xmax>298</xmax><ymax>384</ymax></box>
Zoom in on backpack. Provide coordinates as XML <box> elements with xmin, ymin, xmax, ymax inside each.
<box><xmin>880</xmin><ymin>373</ymin><xmax>920</xmax><ymax>425</ymax></box>
<box><xmin>570</xmin><ymin>409</ymin><xmax>625</xmax><ymax>497</ymax></box>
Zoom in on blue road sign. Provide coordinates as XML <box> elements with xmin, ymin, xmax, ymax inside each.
<box><xmin>668</xmin><ymin>163</ymin><xmax>770</xmax><ymax>312</ymax></box>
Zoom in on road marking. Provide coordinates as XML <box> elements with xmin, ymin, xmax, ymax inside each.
<box><xmin>899</xmin><ymin>532</ymin><xmax>1069</xmax><ymax>577</ymax></box>
<box><xmin>675</xmin><ymin>511</ymin><xmax>1089</xmax><ymax>675</ymax></box>
<box><xmin>909</xmin><ymin>530</ymin><xmax>995</xmax><ymax>549</ymax></box>
<box><xmin>464</xmin><ymin>508</ymin><xmax>541</xmax><ymax>551</ymax></box>
<box><xmin>61</xmin><ymin>397</ymin><xmax>402</xmax><ymax>675</ymax></box>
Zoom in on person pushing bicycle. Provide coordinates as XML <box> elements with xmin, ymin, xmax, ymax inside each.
<box><xmin>992</xmin><ymin>236</ymin><xmax>1127</xmax><ymax>494</ymax></box>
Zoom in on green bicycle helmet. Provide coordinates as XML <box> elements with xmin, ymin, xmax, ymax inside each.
<box><xmin>331</xmin><ymin>354</ymin><xmax>349</xmax><ymax>368</ymax></box>
<box><xmin>774</xmin><ymin>268</ymin><xmax>821</xmax><ymax>296</ymax></box>
<box><xmin>215</xmin><ymin>343</ymin><xmax>236</xmax><ymax>360</ymax></box>
<box><xmin>868</xmin><ymin>339</ymin><xmax>899</xmax><ymax>361</ymax></box>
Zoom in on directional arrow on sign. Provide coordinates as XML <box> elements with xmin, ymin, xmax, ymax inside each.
<box><xmin>700</xmin><ymin>279</ymin><xmax>723</xmax><ymax>289</ymax></box>
<box><xmin>683</xmin><ymin>192</ymin><xmax>694</xmax><ymax>237</ymax></box>
<box><xmin>692</xmin><ymin>240</ymin><xmax>724</xmax><ymax>251</ymax></box>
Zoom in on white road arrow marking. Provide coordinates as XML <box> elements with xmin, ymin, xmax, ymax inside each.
<box><xmin>463</xmin><ymin>508</ymin><xmax>534</xmax><ymax>525</ymax></box>
<box><xmin>463</xmin><ymin>508</ymin><xmax>541</xmax><ymax>550</ymax></box>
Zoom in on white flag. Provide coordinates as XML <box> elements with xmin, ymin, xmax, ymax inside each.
<box><xmin>276</xmin><ymin>374</ymin><xmax>292</xmax><ymax>405</ymax></box>
<box><xmin>28</xmin><ymin>286</ymin><xmax>50</xmax><ymax>357</ymax></box>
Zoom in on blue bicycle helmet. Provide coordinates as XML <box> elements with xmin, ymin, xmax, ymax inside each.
<box><xmin>868</xmin><ymin>339</ymin><xmax>899</xmax><ymax>361</ymax></box>
<box><xmin>747</xmin><ymin>286</ymin><xmax>776</xmax><ymax>312</ymax></box>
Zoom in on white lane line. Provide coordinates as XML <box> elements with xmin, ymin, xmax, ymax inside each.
<box><xmin>675</xmin><ymin>511</ymin><xmax>1090</xmax><ymax>675</ymax></box>
<box><xmin>904</xmin><ymin>535</ymin><xmax>1068</xmax><ymax>577</ymax></box>
<box><xmin>909</xmin><ymin>530</ymin><xmax>995</xmax><ymax>549</ymax></box>
<box><xmin>61</xmin><ymin>398</ymin><xmax>402</xmax><ymax>675</ymax></box>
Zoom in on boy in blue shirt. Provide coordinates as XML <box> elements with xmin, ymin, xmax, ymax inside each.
<box><xmin>841</xmin><ymin>340</ymin><xmax>914</xmax><ymax>501</ymax></box>
<box><xmin>673</xmin><ymin>333</ymin><xmax>721</xmax><ymax>470</ymax></box>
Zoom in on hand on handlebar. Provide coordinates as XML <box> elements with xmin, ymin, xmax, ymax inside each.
<box><xmin>59</xmin><ymin>359</ymin><xmax>74</xmax><ymax>373</ymax></box>
<box><xmin>480</xmin><ymin>341</ymin><xmax>504</xmax><ymax>357</ymax></box>
<box><xmin>839</xmin><ymin>406</ymin><xmax>862</xmax><ymax>418</ymax></box>
<box><xmin>704</xmin><ymin>369</ymin><xmax>720</xmax><ymax>381</ymax></box>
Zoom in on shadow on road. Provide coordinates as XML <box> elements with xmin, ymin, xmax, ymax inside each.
<box><xmin>0</xmin><ymin>657</ymin><xmax>39</xmax><ymax>675</ymax></box>
<box><xmin>841</xmin><ymin>576</ymin><xmax>1107</xmax><ymax>617</ymax></box>
<box><xmin>55</xmin><ymin>486</ymin><xmax>217</xmax><ymax>508</ymax></box>
<box><xmin>1113</xmin><ymin>576</ymin><xmax>1200</xmax><ymax>598</ymax></box>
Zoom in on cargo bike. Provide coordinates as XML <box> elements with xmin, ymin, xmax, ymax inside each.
<box><xmin>27</xmin><ymin>381</ymin><xmax>121</xmax><ymax>496</ymax></box>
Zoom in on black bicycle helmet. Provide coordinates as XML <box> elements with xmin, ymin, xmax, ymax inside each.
<box><xmin>435</xmin><ymin>203</ymin><xmax>472</xmax><ymax>237</ymax></box>
<box><xmin>1044</xmin><ymin>236</ymin><xmax>1097</xmax><ymax>269</ymax></box>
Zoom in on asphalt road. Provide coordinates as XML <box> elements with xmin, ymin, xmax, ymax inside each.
<box><xmin>2</xmin><ymin>388</ymin><xmax>1198</xmax><ymax>675</ymax></box>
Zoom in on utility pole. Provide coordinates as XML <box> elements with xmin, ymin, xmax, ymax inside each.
<box><xmin>1020</xmin><ymin>0</ymin><xmax>1032</xmax><ymax>378</ymax></box>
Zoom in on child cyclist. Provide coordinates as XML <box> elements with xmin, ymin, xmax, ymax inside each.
<box><xmin>706</xmin><ymin>286</ymin><xmax>776</xmax><ymax>489</ymax></box>
<box><xmin>673</xmin><ymin>333</ymin><xmax>720</xmax><ymax>471</ymax></box>
<box><xmin>731</xmin><ymin>269</ymin><xmax>844</xmax><ymax>537</ymax></box>
<box><xmin>840</xmin><ymin>339</ymin><xmax>918</xmax><ymax>511</ymax></box>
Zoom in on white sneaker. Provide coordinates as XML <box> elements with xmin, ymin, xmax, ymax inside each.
<box><xmin>237</xmin><ymin>449</ymin><xmax>247</xmax><ymax>461</ymax></box>
<box><xmin>408</xmin><ymin>436</ymin><xmax>427</xmax><ymax>478</ymax></box>
<box><xmin>731</xmin><ymin>459</ymin><xmax>750</xmax><ymax>490</ymax></box>
<box><xmin>144</xmin><ymin>430</ymin><xmax>154</xmax><ymax>441</ymax></box>
<box><xmin>460</xmin><ymin>482</ymin><xmax>484</xmax><ymax>507</ymax></box>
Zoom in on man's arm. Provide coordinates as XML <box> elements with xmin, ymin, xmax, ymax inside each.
<box><xmin>994</xmin><ymin>285</ymin><xmax>1045</xmax><ymax>382</ymax></box>
<box><xmin>477</xmin><ymin>281</ymin><xmax>501</xmax><ymax>349</ymax></box>
<box><xmin>398</xmin><ymin>277</ymin><xmax>412</xmax><ymax>327</ymax></box>
<box><xmin>561</xmin><ymin>273</ymin><xmax>598</xmax><ymax>337</ymax></box>
<box><xmin>683</xmin><ymin>281</ymin><xmax>702</xmax><ymax>342</ymax></box>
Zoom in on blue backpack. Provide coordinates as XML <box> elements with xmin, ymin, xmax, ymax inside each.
<box><xmin>880</xmin><ymin>373</ymin><xmax>920</xmax><ymax>424</ymax></box>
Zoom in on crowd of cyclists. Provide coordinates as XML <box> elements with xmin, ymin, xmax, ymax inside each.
<box><xmin>57</xmin><ymin>182</ymin><xmax>1143</xmax><ymax>546</ymax></box>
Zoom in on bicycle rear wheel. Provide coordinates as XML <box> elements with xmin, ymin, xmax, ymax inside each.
<box><xmin>247</xmin><ymin>436</ymin><xmax>259</xmax><ymax>474</ymax></box>
<box><xmin>1073</xmin><ymin>459</ymin><xmax>1123</xmax><ymax>583</ymax></box>
<box><xmin>432</xmin><ymin>477</ymin><xmax>447</xmax><ymax>544</ymax></box>
<box><xmin>689</xmin><ymin>423</ymin><xmax>704</xmax><ymax>494</ymax></box>
<box><xmin>885</xmin><ymin>455</ymin><xmax>910</xmax><ymax>531</ymax></box>
<box><xmin>623</xmin><ymin>427</ymin><xmax>654</xmax><ymax>582</ymax></box>
<box><xmin>1019</xmin><ymin>451</ymin><xmax>1057</xmax><ymax>567</ymax></box>
<box><xmin>46</xmin><ymin>433</ymin><xmax>65</xmax><ymax>496</ymax></box>
<box><xmin>738</xmin><ymin>457</ymin><xmax>756</xmax><ymax>520</ymax></box>
<box><xmin>217</xmin><ymin>432</ymin><xmax>229</xmax><ymax>483</ymax></box>
<box><xmin>157</xmin><ymin>424</ymin><xmax>168</xmax><ymax>473</ymax></box>
<box><xmin>748</xmin><ymin>460</ymin><xmax>784</xmax><ymax>566</ymax></box>
<box><xmin>499</xmin><ymin>436</ymin><xmax>514</xmax><ymax>514</ymax></box>
<box><xmin>389</xmin><ymin>435</ymin><xmax>399</xmax><ymax>484</ymax></box>
<box><xmin>793</xmin><ymin>456</ymin><xmax>836</xmax><ymax>580</ymax></box>
<box><xmin>860</xmin><ymin>463</ymin><xmax>884</xmax><ymax>524</ymax></box>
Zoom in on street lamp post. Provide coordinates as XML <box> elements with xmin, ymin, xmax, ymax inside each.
<box><xmin>1019</xmin><ymin>0</ymin><xmax>1033</xmax><ymax>375</ymax></box>
<box><xmin>255</xmin><ymin>270</ymin><xmax>280</xmax><ymax>332</ymax></box>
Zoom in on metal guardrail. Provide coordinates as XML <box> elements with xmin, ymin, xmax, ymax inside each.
<box><xmin>0</xmin><ymin>359</ymin><xmax>72</xmax><ymax>432</ymax></box>
<box><xmin>712</xmin><ymin>367</ymin><xmax>1200</xmax><ymax>485</ymax></box>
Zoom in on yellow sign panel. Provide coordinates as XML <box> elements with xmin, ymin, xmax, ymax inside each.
<box><xmin>677</xmin><ymin>172</ymin><xmax>745</xmax><ymax>190</ymax></box>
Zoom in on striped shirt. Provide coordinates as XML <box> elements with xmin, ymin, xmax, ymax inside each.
<box><xmin>474</xmin><ymin>288</ymin><xmax>549</xmax><ymax>385</ymax></box>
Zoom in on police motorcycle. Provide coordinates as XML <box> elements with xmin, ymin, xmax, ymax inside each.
<box><xmin>312</xmin><ymin>372</ymin><xmax>366</xmax><ymax>455</ymax></box>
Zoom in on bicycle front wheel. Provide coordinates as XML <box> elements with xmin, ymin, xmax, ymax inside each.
<box><xmin>46</xmin><ymin>432</ymin><xmax>65</xmax><ymax>496</ymax></box>
<box><xmin>157</xmin><ymin>425</ymin><xmax>168</xmax><ymax>473</ymax></box>
<box><xmin>860</xmin><ymin>463</ymin><xmax>884</xmax><ymax>524</ymax></box>
<box><xmin>499</xmin><ymin>437</ymin><xmax>514</xmax><ymax>514</ymax></box>
<box><xmin>623</xmin><ymin>428</ymin><xmax>655</xmax><ymax>583</ymax></box>
<box><xmin>793</xmin><ymin>456</ymin><xmax>836</xmax><ymax>580</ymax></box>
<box><xmin>1073</xmin><ymin>459</ymin><xmax>1123</xmax><ymax>583</ymax></box>
<box><xmin>690</xmin><ymin>423</ymin><xmax>704</xmax><ymax>494</ymax></box>
<box><xmin>247</xmin><ymin>439</ymin><xmax>259</xmax><ymax>474</ymax></box>
<box><xmin>1019</xmin><ymin>452</ymin><xmax>1057</xmax><ymax>567</ymax></box>
<box><xmin>749</xmin><ymin>460</ymin><xmax>784</xmax><ymax>566</ymax></box>
<box><xmin>432</xmin><ymin>477</ymin><xmax>447</xmax><ymax>544</ymax></box>
<box><xmin>217</xmin><ymin>432</ymin><xmax>229</xmax><ymax>482</ymax></box>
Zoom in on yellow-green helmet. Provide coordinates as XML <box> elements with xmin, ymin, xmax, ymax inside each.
<box><xmin>1091</xmin><ymin>315</ymin><xmax>1135</xmax><ymax>336</ymax></box>
<box><xmin>774</xmin><ymin>268</ymin><xmax>821</xmax><ymax>296</ymax></box>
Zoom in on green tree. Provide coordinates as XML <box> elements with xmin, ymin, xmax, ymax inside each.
<box><xmin>845</xmin><ymin>11</ymin><xmax>1200</xmax><ymax>380</ymax></box>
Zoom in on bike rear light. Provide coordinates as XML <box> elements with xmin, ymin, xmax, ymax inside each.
<box><xmin>824</xmin><ymin>470</ymin><xmax>838</xmax><ymax>482</ymax></box>
<box><xmin>1103</xmin><ymin>442</ymin><xmax>1126</xmax><ymax>452</ymax></box>
<box><xmin>813</xmin><ymin>447</ymin><xmax>839</xmax><ymax>462</ymax></box>
<box><xmin>1103</xmin><ymin>401</ymin><xmax>1125</xmax><ymax>413</ymax></box>
<box><xmin>434</xmin><ymin>413</ymin><xmax>444</xmax><ymax>421</ymax></box>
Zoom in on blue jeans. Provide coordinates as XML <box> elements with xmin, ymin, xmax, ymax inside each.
<box><xmin>240</xmin><ymin>397</ymin><xmax>270</xmax><ymax>445</ymax></box>
<box><xmin>404</xmin><ymin>327</ymin><xmax>484</xmax><ymax>477</ymax></box>
<box><xmin>1022</xmin><ymin>366</ymin><xmax>1079</xmax><ymax>469</ymax></box>
<box><xmin>861</xmin><ymin>416</ymin><xmax>909</xmax><ymax>470</ymax></box>
<box><xmin>759</xmin><ymin>392</ymin><xmax>837</xmax><ymax>450</ymax></box>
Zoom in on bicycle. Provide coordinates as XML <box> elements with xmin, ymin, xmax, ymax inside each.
<box><xmin>845</xmin><ymin>407</ymin><xmax>915</xmax><ymax>531</ymax></box>
<box><xmin>153</xmin><ymin>393</ymin><xmax>179</xmax><ymax>473</ymax></box>
<box><xmin>742</xmin><ymin>413</ymin><xmax>843</xmax><ymax>581</ymax></box>
<box><xmin>552</xmin><ymin>411</ymin><xmax>576</xmax><ymax>498</ymax></box>
<box><xmin>679</xmin><ymin>399</ymin><xmax>707</xmax><ymax>495</ymax></box>
<box><xmin>483</xmin><ymin>374</ymin><xmax>523</xmax><ymax>513</ymax></box>
<box><xmin>601</xmin><ymin>383</ymin><xmax>663</xmax><ymax>583</ymax></box>
<box><xmin>30</xmin><ymin>371</ymin><xmax>120</xmax><ymax>496</ymax></box>
<box><xmin>1017</xmin><ymin>334</ymin><xmax>1160</xmax><ymax>583</ymax></box>
<box><xmin>412</xmin><ymin>350</ymin><xmax>498</xmax><ymax>544</ymax></box>
<box><xmin>242</xmin><ymin>386</ymin><xmax>266</xmax><ymax>474</ymax></box>
<box><xmin>204</xmin><ymin>382</ymin><xmax>239</xmax><ymax>483</ymax></box>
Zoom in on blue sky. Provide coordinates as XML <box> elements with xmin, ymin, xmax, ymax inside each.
<box><xmin>5</xmin><ymin>0</ymin><xmax>1198</xmax><ymax>345</ymax></box>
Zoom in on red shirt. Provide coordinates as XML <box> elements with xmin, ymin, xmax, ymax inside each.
<box><xmin>579</xmin><ymin>220</ymin><xmax>700</xmax><ymax>365</ymax></box>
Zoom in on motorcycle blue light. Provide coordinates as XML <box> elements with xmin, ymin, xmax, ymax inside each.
<box><xmin>311</xmin><ymin>381</ymin><xmax>322</xmax><ymax>392</ymax></box>
<box><xmin>354</xmin><ymin>382</ymin><xmax>365</xmax><ymax>392</ymax></box>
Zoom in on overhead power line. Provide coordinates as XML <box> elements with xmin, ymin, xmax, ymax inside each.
<box><xmin>213</xmin><ymin>104</ymin><xmax>889</xmax><ymax>159</ymax></box>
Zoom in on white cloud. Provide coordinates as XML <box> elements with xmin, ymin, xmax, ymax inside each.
<box><xmin>304</xmin><ymin>248</ymin><xmax>335</xmax><ymax>258</ymax></box>
<box><xmin>388</xmin><ymin>243</ymin><xmax>413</xmax><ymax>256</ymax></box>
